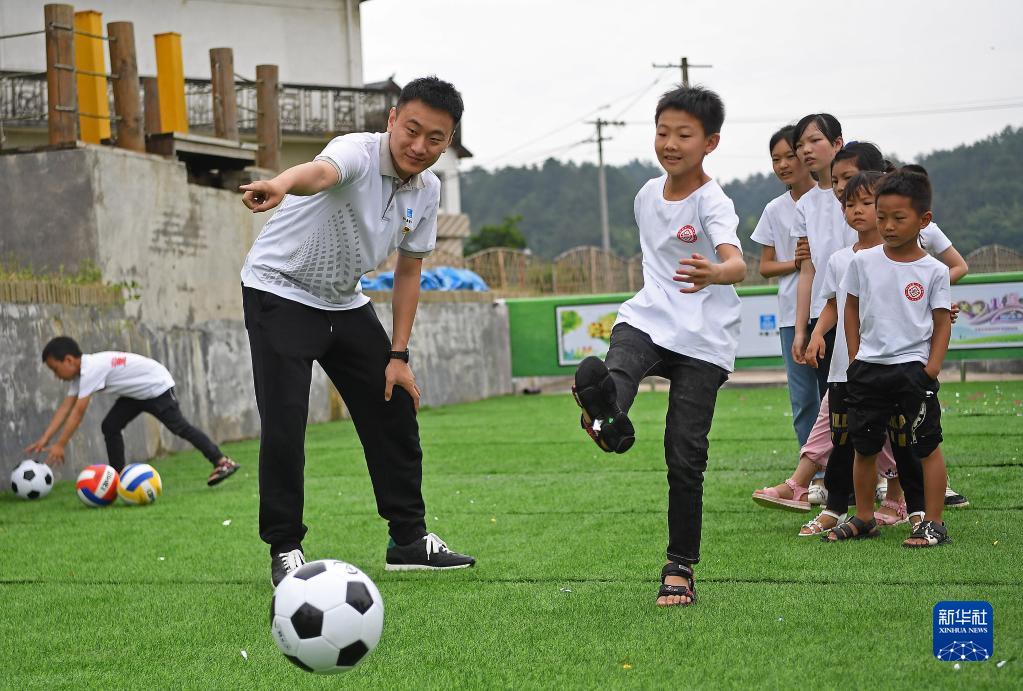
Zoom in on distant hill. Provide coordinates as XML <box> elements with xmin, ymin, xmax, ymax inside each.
<box><xmin>461</xmin><ymin>125</ymin><xmax>1023</xmax><ymax>258</ymax></box>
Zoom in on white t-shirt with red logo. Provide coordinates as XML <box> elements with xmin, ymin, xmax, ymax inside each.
<box><xmin>791</xmin><ymin>185</ymin><xmax>856</xmax><ymax>319</ymax></box>
<box><xmin>841</xmin><ymin>245</ymin><xmax>951</xmax><ymax>365</ymax></box>
<box><xmin>67</xmin><ymin>352</ymin><xmax>175</xmax><ymax>400</ymax></box>
<box><xmin>616</xmin><ymin>176</ymin><xmax>742</xmax><ymax>371</ymax></box>
<box><xmin>750</xmin><ymin>191</ymin><xmax>799</xmax><ymax>328</ymax></box>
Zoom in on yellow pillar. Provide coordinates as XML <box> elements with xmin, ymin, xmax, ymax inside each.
<box><xmin>154</xmin><ymin>32</ymin><xmax>188</xmax><ymax>133</ymax></box>
<box><xmin>74</xmin><ymin>10</ymin><xmax>110</xmax><ymax>143</ymax></box>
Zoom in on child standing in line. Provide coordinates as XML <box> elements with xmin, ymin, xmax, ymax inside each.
<box><xmin>572</xmin><ymin>85</ymin><xmax>746</xmax><ymax>606</ymax></box>
<box><xmin>26</xmin><ymin>336</ymin><xmax>240</xmax><ymax>484</ymax></box>
<box><xmin>750</xmin><ymin>126</ymin><xmax>819</xmax><ymax>460</ymax></box>
<box><xmin>828</xmin><ymin>170</ymin><xmax>952</xmax><ymax>547</ymax></box>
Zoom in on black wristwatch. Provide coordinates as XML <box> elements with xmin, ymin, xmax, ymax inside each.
<box><xmin>389</xmin><ymin>349</ymin><xmax>410</xmax><ymax>363</ymax></box>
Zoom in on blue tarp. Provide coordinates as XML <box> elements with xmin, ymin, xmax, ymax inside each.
<box><xmin>360</xmin><ymin>266</ymin><xmax>489</xmax><ymax>292</ymax></box>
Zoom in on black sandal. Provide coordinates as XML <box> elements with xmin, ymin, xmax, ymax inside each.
<box><xmin>657</xmin><ymin>562</ymin><xmax>696</xmax><ymax>606</ymax></box>
<box><xmin>823</xmin><ymin>515</ymin><xmax>880</xmax><ymax>542</ymax></box>
<box><xmin>903</xmin><ymin>520</ymin><xmax>952</xmax><ymax>548</ymax></box>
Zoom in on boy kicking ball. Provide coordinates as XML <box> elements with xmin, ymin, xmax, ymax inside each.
<box><xmin>26</xmin><ymin>336</ymin><xmax>239</xmax><ymax>485</ymax></box>
<box><xmin>573</xmin><ymin>85</ymin><xmax>746</xmax><ymax>606</ymax></box>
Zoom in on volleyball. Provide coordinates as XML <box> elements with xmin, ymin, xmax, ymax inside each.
<box><xmin>76</xmin><ymin>464</ymin><xmax>120</xmax><ymax>507</ymax></box>
<box><xmin>117</xmin><ymin>463</ymin><xmax>163</xmax><ymax>505</ymax></box>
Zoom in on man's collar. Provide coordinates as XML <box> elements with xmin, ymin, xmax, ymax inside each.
<box><xmin>379</xmin><ymin>132</ymin><xmax>425</xmax><ymax>189</ymax></box>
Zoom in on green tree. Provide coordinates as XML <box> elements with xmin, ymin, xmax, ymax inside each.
<box><xmin>463</xmin><ymin>214</ymin><xmax>528</xmax><ymax>255</ymax></box>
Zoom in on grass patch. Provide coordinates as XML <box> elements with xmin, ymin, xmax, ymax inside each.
<box><xmin>1</xmin><ymin>382</ymin><xmax>1020</xmax><ymax>688</ymax></box>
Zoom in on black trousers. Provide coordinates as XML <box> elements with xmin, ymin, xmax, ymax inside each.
<box><xmin>806</xmin><ymin>318</ymin><xmax>836</xmax><ymax>399</ymax></box>
<box><xmin>604</xmin><ymin>323</ymin><xmax>728</xmax><ymax>566</ymax></box>
<box><xmin>823</xmin><ymin>382</ymin><xmax>925</xmax><ymax>516</ymax></box>
<box><xmin>242</xmin><ymin>286</ymin><xmax>427</xmax><ymax>554</ymax></box>
<box><xmin>101</xmin><ymin>388</ymin><xmax>223</xmax><ymax>472</ymax></box>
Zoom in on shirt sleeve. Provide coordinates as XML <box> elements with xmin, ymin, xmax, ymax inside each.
<box><xmin>929</xmin><ymin>263</ymin><xmax>952</xmax><ymax>312</ymax></box>
<box><xmin>749</xmin><ymin>203</ymin><xmax>775</xmax><ymax>247</ymax></box>
<box><xmin>790</xmin><ymin>196</ymin><xmax>808</xmax><ymax>238</ymax></box>
<box><xmin>703</xmin><ymin>190</ymin><xmax>741</xmax><ymax>251</ymax></box>
<box><xmin>398</xmin><ymin>193</ymin><xmax>438</xmax><ymax>259</ymax></box>
<box><xmin>841</xmin><ymin>254</ymin><xmax>862</xmax><ymax>298</ymax></box>
<box><xmin>67</xmin><ymin>379</ymin><xmax>79</xmax><ymax>398</ymax></box>
<box><xmin>820</xmin><ymin>254</ymin><xmax>839</xmax><ymax>301</ymax></box>
<box><xmin>313</xmin><ymin>135</ymin><xmax>371</xmax><ymax>188</ymax></box>
<box><xmin>920</xmin><ymin>222</ymin><xmax>953</xmax><ymax>256</ymax></box>
<box><xmin>75</xmin><ymin>357</ymin><xmax>107</xmax><ymax>398</ymax></box>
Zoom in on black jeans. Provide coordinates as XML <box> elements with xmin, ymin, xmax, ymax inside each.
<box><xmin>101</xmin><ymin>388</ymin><xmax>223</xmax><ymax>472</ymax></box>
<box><xmin>242</xmin><ymin>286</ymin><xmax>427</xmax><ymax>554</ymax></box>
<box><xmin>605</xmin><ymin>323</ymin><xmax>728</xmax><ymax>566</ymax></box>
<box><xmin>806</xmin><ymin>317</ymin><xmax>836</xmax><ymax>399</ymax></box>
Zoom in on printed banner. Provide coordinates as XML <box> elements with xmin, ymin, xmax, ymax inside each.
<box><xmin>951</xmin><ymin>282</ymin><xmax>1023</xmax><ymax>350</ymax></box>
<box><xmin>556</xmin><ymin>303</ymin><xmax>620</xmax><ymax>366</ymax></box>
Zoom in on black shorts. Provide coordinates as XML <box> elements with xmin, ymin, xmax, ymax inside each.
<box><xmin>846</xmin><ymin>360</ymin><xmax>942</xmax><ymax>459</ymax></box>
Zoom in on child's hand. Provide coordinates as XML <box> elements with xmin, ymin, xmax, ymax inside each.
<box><xmin>794</xmin><ymin>238</ymin><xmax>811</xmax><ymax>268</ymax></box>
<box><xmin>674</xmin><ymin>254</ymin><xmax>720</xmax><ymax>293</ymax></box>
<box><xmin>240</xmin><ymin>180</ymin><xmax>285</xmax><ymax>213</ymax></box>
<box><xmin>791</xmin><ymin>331</ymin><xmax>808</xmax><ymax>364</ymax></box>
<box><xmin>24</xmin><ymin>438</ymin><xmax>46</xmax><ymax>454</ymax></box>
<box><xmin>950</xmin><ymin>302</ymin><xmax>960</xmax><ymax>324</ymax></box>
<box><xmin>804</xmin><ymin>333</ymin><xmax>827</xmax><ymax>369</ymax></box>
<box><xmin>44</xmin><ymin>443</ymin><xmax>66</xmax><ymax>466</ymax></box>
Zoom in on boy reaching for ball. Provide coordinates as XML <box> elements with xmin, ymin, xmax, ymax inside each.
<box><xmin>25</xmin><ymin>336</ymin><xmax>239</xmax><ymax>485</ymax></box>
<box><xmin>572</xmin><ymin>86</ymin><xmax>746</xmax><ymax>606</ymax></box>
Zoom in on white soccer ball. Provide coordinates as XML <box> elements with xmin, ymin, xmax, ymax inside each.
<box><xmin>271</xmin><ymin>559</ymin><xmax>384</xmax><ymax>673</ymax></box>
<box><xmin>10</xmin><ymin>460</ymin><xmax>54</xmax><ymax>500</ymax></box>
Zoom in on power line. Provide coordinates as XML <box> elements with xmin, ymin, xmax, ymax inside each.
<box><xmin>652</xmin><ymin>56</ymin><xmax>712</xmax><ymax>87</ymax></box>
<box><xmin>586</xmin><ymin>118</ymin><xmax>625</xmax><ymax>252</ymax></box>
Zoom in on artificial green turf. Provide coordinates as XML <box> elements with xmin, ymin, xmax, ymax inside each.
<box><xmin>1</xmin><ymin>381</ymin><xmax>1020</xmax><ymax>689</ymax></box>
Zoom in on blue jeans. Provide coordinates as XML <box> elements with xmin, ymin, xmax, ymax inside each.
<box><xmin>779</xmin><ymin>325</ymin><xmax>821</xmax><ymax>447</ymax></box>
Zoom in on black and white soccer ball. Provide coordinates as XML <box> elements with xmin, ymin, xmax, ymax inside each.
<box><xmin>10</xmin><ymin>460</ymin><xmax>54</xmax><ymax>500</ymax></box>
<box><xmin>271</xmin><ymin>559</ymin><xmax>384</xmax><ymax>673</ymax></box>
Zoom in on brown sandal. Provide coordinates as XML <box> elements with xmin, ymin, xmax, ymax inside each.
<box><xmin>657</xmin><ymin>562</ymin><xmax>696</xmax><ymax>606</ymax></box>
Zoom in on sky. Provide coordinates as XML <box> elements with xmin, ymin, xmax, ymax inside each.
<box><xmin>361</xmin><ymin>0</ymin><xmax>1023</xmax><ymax>184</ymax></box>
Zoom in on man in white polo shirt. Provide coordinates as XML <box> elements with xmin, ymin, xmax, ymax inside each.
<box><xmin>238</xmin><ymin>76</ymin><xmax>475</xmax><ymax>586</ymax></box>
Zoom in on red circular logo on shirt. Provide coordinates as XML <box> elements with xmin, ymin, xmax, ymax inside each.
<box><xmin>677</xmin><ymin>225</ymin><xmax>698</xmax><ymax>243</ymax></box>
<box><xmin>904</xmin><ymin>282</ymin><xmax>924</xmax><ymax>301</ymax></box>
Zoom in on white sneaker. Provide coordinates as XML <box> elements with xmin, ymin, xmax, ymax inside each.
<box><xmin>875</xmin><ymin>476</ymin><xmax>888</xmax><ymax>503</ymax></box>
<box><xmin>808</xmin><ymin>481</ymin><xmax>828</xmax><ymax>506</ymax></box>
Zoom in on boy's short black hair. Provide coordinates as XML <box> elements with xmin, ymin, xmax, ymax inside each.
<box><xmin>655</xmin><ymin>85</ymin><xmax>725</xmax><ymax>135</ymax></box>
<box><xmin>397</xmin><ymin>76</ymin><xmax>463</xmax><ymax>126</ymax></box>
<box><xmin>902</xmin><ymin>163</ymin><xmax>929</xmax><ymax>176</ymax></box>
<box><xmin>41</xmin><ymin>336</ymin><xmax>81</xmax><ymax>362</ymax></box>
<box><xmin>842</xmin><ymin>170</ymin><xmax>885</xmax><ymax>205</ymax></box>
<box><xmin>875</xmin><ymin>170</ymin><xmax>932</xmax><ymax>215</ymax></box>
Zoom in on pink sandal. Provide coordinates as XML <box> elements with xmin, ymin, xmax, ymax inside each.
<box><xmin>874</xmin><ymin>499</ymin><xmax>908</xmax><ymax>526</ymax></box>
<box><xmin>752</xmin><ymin>478</ymin><xmax>811</xmax><ymax>513</ymax></box>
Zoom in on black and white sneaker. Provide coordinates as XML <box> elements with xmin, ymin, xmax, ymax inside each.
<box><xmin>271</xmin><ymin>548</ymin><xmax>306</xmax><ymax>587</ymax></box>
<box><xmin>385</xmin><ymin>533</ymin><xmax>476</xmax><ymax>571</ymax></box>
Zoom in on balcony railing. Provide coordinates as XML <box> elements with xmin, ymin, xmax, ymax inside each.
<box><xmin>0</xmin><ymin>71</ymin><xmax>396</xmax><ymax>139</ymax></box>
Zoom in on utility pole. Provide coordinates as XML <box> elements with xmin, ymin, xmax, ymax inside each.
<box><xmin>587</xmin><ymin>118</ymin><xmax>625</xmax><ymax>252</ymax></box>
<box><xmin>652</xmin><ymin>56</ymin><xmax>713</xmax><ymax>87</ymax></box>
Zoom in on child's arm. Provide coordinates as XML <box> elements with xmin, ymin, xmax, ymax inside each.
<box><xmin>792</xmin><ymin>259</ymin><xmax>816</xmax><ymax>363</ymax></box>
<box><xmin>43</xmin><ymin>395</ymin><xmax>92</xmax><ymax>466</ymax></box>
<box><xmin>936</xmin><ymin>247</ymin><xmax>968</xmax><ymax>284</ymax></box>
<box><xmin>674</xmin><ymin>244</ymin><xmax>746</xmax><ymax>293</ymax></box>
<box><xmin>844</xmin><ymin>295</ymin><xmax>860</xmax><ymax>364</ymax></box>
<box><xmin>25</xmin><ymin>395</ymin><xmax>77</xmax><ymax>454</ymax></box>
<box><xmin>925</xmin><ymin>309</ymin><xmax>952</xmax><ymax>379</ymax></box>
<box><xmin>757</xmin><ymin>245</ymin><xmax>797</xmax><ymax>279</ymax></box>
<box><xmin>804</xmin><ymin>298</ymin><xmax>837</xmax><ymax>369</ymax></box>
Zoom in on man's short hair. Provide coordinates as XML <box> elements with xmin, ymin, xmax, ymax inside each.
<box><xmin>42</xmin><ymin>336</ymin><xmax>81</xmax><ymax>362</ymax></box>
<box><xmin>397</xmin><ymin>76</ymin><xmax>463</xmax><ymax>126</ymax></box>
<box><xmin>654</xmin><ymin>85</ymin><xmax>725</xmax><ymax>135</ymax></box>
<box><xmin>875</xmin><ymin>170</ymin><xmax>933</xmax><ymax>215</ymax></box>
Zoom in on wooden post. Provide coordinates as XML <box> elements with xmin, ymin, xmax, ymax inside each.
<box><xmin>107</xmin><ymin>21</ymin><xmax>143</xmax><ymax>152</ymax></box>
<box><xmin>209</xmin><ymin>47</ymin><xmax>238</xmax><ymax>140</ymax></box>
<box><xmin>142</xmin><ymin>76</ymin><xmax>161</xmax><ymax>137</ymax></box>
<box><xmin>44</xmin><ymin>3</ymin><xmax>77</xmax><ymax>145</ymax></box>
<box><xmin>154</xmin><ymin>32</ymin><xmax>187</xmax><ymax>133</ymax></box>
<box><xmin>255</xmin><ymin>64</ymin><xmax>279</xmax><ymax>170</ymax></box>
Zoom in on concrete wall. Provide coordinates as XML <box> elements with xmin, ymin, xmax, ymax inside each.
<box><xmin>0</xmin><ymin>0</ymin><xmax>365</xmax><ymax>86</ymax></box>
<box><xmin>1</xmin><ymin>145</ymin><xmax>512</xmax><ymax>486</ymax></box>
